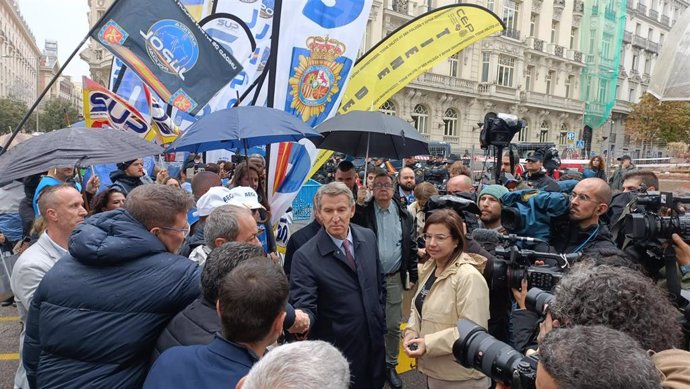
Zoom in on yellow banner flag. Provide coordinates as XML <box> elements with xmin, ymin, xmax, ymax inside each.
<box><xmin>307</xmin><ymin>4</ymin><xmax>504</xmax><ymax>178</ymax></box>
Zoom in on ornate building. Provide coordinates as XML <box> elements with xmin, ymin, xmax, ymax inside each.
<box><xmin>0</xmin><ymin>0</ymin><xmax>41</xmax><ymax>106</ymax></box>
<box><xmin>365</xmin><ymin>0</ymin><xmax>588</xmax><ymax>155</ymax></box>
<box><xmin>609</xmin><ymin>0</ymin><xmax>688</xmax><ymax>160</ymax></box>
<box><xmin>80</xmin><ymin>0</ymin><xmax>113</xmax><ymax>86</ymax></box>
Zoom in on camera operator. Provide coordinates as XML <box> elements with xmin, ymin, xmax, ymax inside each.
<box><xmin>549</xmin><ymin>178</ymin><xmax>618</xmax><ymax>255</ymax></box>
<box><xmin>669</xmin><ymin>234</ymin><xmax>690</xmax><ymax>290</ymax></box>
<box><xmin>522</xmin><ymin>149</ymin><xmax>559</xmax><ymax>192</ymax></box>
<box><xmin>622</xmin><ymin>170</ymin><xmax>659</xmax><ymax>193</ymax></box>
<box><xmin>477</xmin><ymin>185</ymin><xmax>509</xmax><ymax>233</ymax></box>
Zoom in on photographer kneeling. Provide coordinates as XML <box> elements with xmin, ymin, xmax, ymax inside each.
<box><xmin>549</xmin><ymin>178</ymin><xmax>618</xmax><ymax>255</ymax></box>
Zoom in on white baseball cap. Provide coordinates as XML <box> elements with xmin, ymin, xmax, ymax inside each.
<box><xmin>227</xmin><ymin>186</ymin><xmax>265</xmax><ymax>210</ymax></box>
<box><xmin>194</xmin><ymin>186</ymin><xmax>233</xmax><ymax>217</ymax></box>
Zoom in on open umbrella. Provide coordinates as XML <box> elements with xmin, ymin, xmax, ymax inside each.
<box><xmin>648</xmin><ymin>7</ymin><xmax>690</xmax><ymax>101</ymax></box>
<box><xmin>0</xmin><ymin>127</ymin><xmax>163</xmax><ymax>182</ymax></box>
<box><xmin>313</xmin><ymin>110</ymin><xmax>429</xmax><ymax>159</ymax></box>
<box><xmin>166</xmin><ymin>106</ymin><xmax>321</xmax><ymax>153</ymax></box>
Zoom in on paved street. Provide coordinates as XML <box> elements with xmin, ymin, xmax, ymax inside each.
<box><xmin>0</xmin><ymin>304</ymin><xmax>20</xmax><ymax>389</ymax></box>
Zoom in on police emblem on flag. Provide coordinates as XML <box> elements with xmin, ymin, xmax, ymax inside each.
<box><xmin>98</xmin><ymin>20</ymin><xmax>129</xmax><ymax>46</ymax></box>
<box><xmin>286</xmin><ymin>36</ymin><xmax>351</xmax><ymax>124</ymax></box>
<box><xmin>171</xmin><ymin>89</ymin><xmax>198</xmax><ymax>112</ymax></box>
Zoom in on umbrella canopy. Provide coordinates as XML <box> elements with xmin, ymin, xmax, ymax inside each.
<box><xmin>0</xmin><ymin>127</ymin><xmax>163</xmax><ymax>182</ymax></box>
<box><xmin>648</xmin><ymin>7</ymin><xmax>690</xmax><ymax>101</ymax></box>
<box><xmin>313</xmin><ymin>111</ymin><xmax>429</xmax><ymax>159</ymax></box>
<box><xmin>166</xmin><ymin>106</ymin><xmax>321</xmax><ymax>153</ymax></box>
<box><xmin>0</xmin><ymin>133</ymin><xmax>33</xmax><ymax>151</ymax></box>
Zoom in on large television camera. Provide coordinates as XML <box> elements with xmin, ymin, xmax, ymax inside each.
<box><xmin>491</xmin><ymin>237</ymin><xmax>579</xmax><ymax>292</ymax></box>
<box><xmin>453</xmin><ymin>289</ymin><xmax>554</xmax><ymax>389</ymax></box>
<box><xmin>479</xmin><ymin>113</ymin><xmax>525</xmax><ymax>149</ymax></box>
<box><xmin>623</xmin><ymin>191</ymin><xmax>690</xmax><ymax>242</ymax></box>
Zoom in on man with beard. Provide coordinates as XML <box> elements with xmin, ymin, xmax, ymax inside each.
<box><xmin>110</xmin><ymin>159</ymin><xmax>153</xmax><ymax>195</ymax></box>
<box><xmin>395</xmin><ymin>167</ymin><xmax>416</xmax><ymax>206</ymax></box>
<box><xmin>477</xmin><ymin>185</ymin><xmax>508</xmax><ymax>232</ymax></box>
<box><xmin>549</xmin><ymin>178</ymin><xmax>618</xmax><ymax>255</ymax></box>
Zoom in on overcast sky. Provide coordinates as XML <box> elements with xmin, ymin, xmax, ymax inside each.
<box><xmin>17</xmin><ymin>0</ymin><xmax>91</xmax><ymax>79</ymax></box>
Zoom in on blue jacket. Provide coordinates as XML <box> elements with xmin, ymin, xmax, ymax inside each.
<box><xmin>23</xmin><ymin>209</ymin><xmax>201</xmax><ymax>389</ymax></box>
<box><xmin>144</xmin><ymin>335</ymin><xmax>258</xmax><ymax>389</ymax></box>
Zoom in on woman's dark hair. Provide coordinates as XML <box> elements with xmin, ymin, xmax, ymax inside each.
<box><xmin>422</xmin><ymin>208</ymin><xmax>466</xmax><ymax>261</ymax></box>
<box><xmin>90</xmin><ymin>187</ymin><xmax>126</xmax><ymax>214</ymax></box>
<box><xmin>162</xmin><ymin>176</ymin><xmax>180</xmax><ymax>187</ymax></box>
<box><xmin>231</xmin><ymin>161</ymin><xmax>270</xmax><ymax>212</ymax></box>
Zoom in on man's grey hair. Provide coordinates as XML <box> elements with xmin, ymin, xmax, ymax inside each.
<box><xmin>126</xmin><ymin>185</ymin><xmax>194</xmax><ymax>229</ymax></box>
<box><xmin>201</xmin><ymin>242</ymin><xmax>265</xmax><ymax>302</ymax></box>
<box><xmin>540</xmin><ymin>325</ymin><xmax>662</xmax><ymax>389</ymax></box>
<box><xmin>241</xmin><ymin>340</ymin><xmax>350</xmax><ymax>389</ymax></box>
<box><xmin>204</xmin><ymin>205</ymin><xmax>252</xmax><ymax>248</ymax></box>
<box><xmin>550</xmin><ymin>264</ymin><xmax>683</xmax><ymax>351</ymax></box>
<box><xmin>314</xmin><ymin>181</ymin><xmax>354</xmax><ymax>210</ymax></box>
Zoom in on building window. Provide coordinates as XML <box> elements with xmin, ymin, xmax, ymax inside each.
<box><xmin>598</xmin><ymin>79</ymin><xmax>608</xmax><ymax>101</ymax></box>
<box><xmin>481</xmin><ymin>52</ymin><xmax>490</xmax><ymax>82</ymax></box>
<box><xmin>565</xmin><ymin>75</ymin><xmax>573</xmax><ymax>98</ymax></box>
<box><xmin>449</xmin><ymin>53</ymin><xmax>458</xmax><ymax>78</ymax></box>
<box><xmin>551</xmin><ymin>21</ymin><xmax>559</xmax><ymax>44</ymax></box>
<box><xmin>530</xmin><ymin>13</ymin><xmax>538</xmax><ymax>37</ymax></box>
<box><xmin>660</xmin><ymin>33</ymin><xmax>665</xmax><ymax>46</ymax></box>
<box><xmin>545</xmin><ymin>71</ymin><xmax>554</xmax><ymax>94</ymax></box>
<box><xmin>644</xmin><ymin>54</ymin><xmax>652</xmax><ymax>74</ymax></box>
<box><xmin>570</xmin><ymin>27</ymin><xmax>578</xmax><ymax>49</ymax></box>
<box><xmin>602</xmin><ymin>34</ymin><xmax>611</xmax><ymax>59</ymax></box>
<box><xmin>443</xmin><ymin>108</ymin><xmax>458</xmax><ymax>136</ymax></box>
<box><xmin>503</xmin><ymin>0</ymin><xmax>519</xmax><ymax>34</ymax></box>
<box><xmin>632</xmin><ymin>54</ymin><xmax>639</xmax><ymax>71</ymax></box>
<box><xmin>379</xmin><ymin>100</ymin><xmax>396</xmax><ymax>115</ymax></box>
<box><xmin>518</xmin><ymin>119</ymin><xmax>529</xmax><ymax>142</ymax></box>
<box><xmin>648</xmin><ymin>28</ymin><xmax>654</xmax><ymax>40</ymax></box>
<box><xmin>629</xmin><ymin>88</ymin><xmax>637</xmax><ymax>101</ymax></box>
<box><xmin>525</xmin><ymin>66</ymin><xmax>534</xmax><ymax>91</ymax></box>
<box><xmin>412</xmin><ymin>104</ymin><xmax>429</xmax><ymax>134</ymax></box>
<box><xmin>558</xmin><ymin>131</ymin><xmax>567</xmax><ymax>145</ymax></box>
<box><xmin>539</xmin><ymin>121</ymin><xmax>550</xmax><ymax>142</ymax></box>
<box><xmin>487</xmin><ymin>0</ymin><xmax>495</xmax><ymax>11</ymax></box>
<box><xmin>497</xmin><ymin>55</ymin><xmax>515</xmax><ymax>87</ymax></box>
<box><xmin>635</xmin><ymin>23</ymin><xmax>641</xmax><ymax>35</ymax></box>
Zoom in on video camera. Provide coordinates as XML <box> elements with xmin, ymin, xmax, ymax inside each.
<box><xmin>425</xmin><ymin>194</ymin><xmax>480</xmax><ymax>232</ymax></box>
<box><xmin>492</xmin><ymin>242</ymin><xmax>579</xmax><ymax>292</ymax></box>
<box><xmin>479</xmin><ymin>113</ymin><xmax>525</xmax><ymax>149</ymax></box>
<box><xmin>624</xmin><ymin>191</ymin><xmax>690</xmax><ymax>242</ymax></box>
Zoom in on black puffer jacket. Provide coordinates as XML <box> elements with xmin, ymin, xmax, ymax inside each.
<box><xmin>23</xmin><ymin>209</ymin><xmax>200</xmax><ymax>389</ymax></box>
<box><xmin>109</xmin><ymin>170</ymin><xmax>151</xmax><ymax>195</ymax></box>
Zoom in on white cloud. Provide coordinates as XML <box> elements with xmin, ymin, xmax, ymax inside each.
<box><xmin>16</xmin><ymin>0</ymin><xmax>91</xmax><ymax>79</ymax></box>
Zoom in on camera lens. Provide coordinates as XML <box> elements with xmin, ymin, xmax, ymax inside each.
<box><xmin>453</xmin><ymin>320</ymin><xmax>532</xmax><ymax>384</ymax></box>
<box><xmin>525</xmin><ymin>288</ymin><xmax>554</xmax><ymax>315</ymax></box>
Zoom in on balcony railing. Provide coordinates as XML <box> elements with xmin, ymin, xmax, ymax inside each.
<box><xmin>623</xmin><ymin>31</ymin><xmax>633</xmax><ymax>43</ymax></box>
<box><xmin>443</xmin><ymin>136</ymin><xmax>459</xmax><ymax>144</ymax></box>
<box><xmin>604</xmin><ymin>8</ymin><xmax>616</xmax><ymax>20</ymax></box>
<box><xmin>573</xmin><ymin>51</ymin><xmax>583</xmax><ymax>62</ymax></box>
<box><xmin>523</xmin><ymin>91</ymin><xmax>585</xmax><ymax>112</ymax></box>
<box><xmin>649</xmin><ymin>9</ymin><xmax>659</xmax><ymax>20</ymax></box>
<box><xmin>555</xmin><ymin>45</ymin><xmax>565</xmax><ymax>58</ymax></box>
<box><xmin>413</xmin><ymin>72</ymin><xmax>477</xmax><ymax>94</ymax></box>
<box><xmin>647</xmin><ymin>41</ymin><xmax>659</xmax><ymax>53</ymax></box>
<box><xmin>534</xmin><ymin>38</ymin><xmax>544</xmax><ymax>51</ymax></box>
<box><xmin>661</xmin><ymin>15</ymin><xmax>670</xmax><ymax>25</ymax></box>
<box><xmin>554</xmin><ymin>0</ymin><xmax>565</xmax><ymax>9</ymax></box>
<box><xmin>637</xmin><ymin>3</ymin><xmax>647</xmax><ymax>15</ymax></box>
<box><xmin>501</xmin><ymin>29</ymin><xmax>521</xmax><ymax>40</ymax></box>
<box><xmin>592</xmin><ymin>4</ymin><xmax>599</xmax><ymax>15</ymax></box>
<box><xmin>633</xmin><ymin>34</ymin><xmax>647</xmax><ymax>48</ymax></box>
<box><xmin>390</xmin><ymin>0</ymin><xmax>409</xmax><ymax>14</ymax></box>
<box><xmin>573</xmin><ymin>0</ymin><xmax>584</xmax><ymax>14</ymax></box>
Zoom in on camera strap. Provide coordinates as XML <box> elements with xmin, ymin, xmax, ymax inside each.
<box><xmin>571</xmin><ymin>224</ymin><xmax>600</xmax><ymax>254</ymax></box>
<box><xmin>664</xmin><ymin>245</ymin><xmax>686</xmax><ymax>308</ymax></box>
<box><xmin>415</xmin><ymin>268</ymin><xmax>438</xmax><ymax>319</ymax></box>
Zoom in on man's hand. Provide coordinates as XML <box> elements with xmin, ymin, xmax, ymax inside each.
<box><xmin>85</xmin><ymin>175</ymin><xmax>100</xmax><ymax>194</ymax></box>
<box><xmin>0</xmin><ymin>232</ymin><xmax>5</xmax><ymax>245</ymax></box>
<box><xmin>672</xmin><ymin>233</ymin><xmax>690</xmax><ymax>266</ymax></box>
<box><xmin>356</xmin><ymin>188</ymin><xmax>367</xmax><ymax>205</ymax></box>
<box><xmin>511</xmin><ymin>278</ymin><xmax>528</xmax><ymax>310</ymax></box>
<box><xmin>156</xmin><ymin>169</ymin><xmax>169</xmax><ymax>184</ymax></box>
<box><xmin>288</xmin><ymin>309</ymin><xmax>310</xmax><ymax>334</ymax></box>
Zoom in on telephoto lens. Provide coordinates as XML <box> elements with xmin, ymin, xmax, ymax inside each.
<box><xmin>453</xmin><ymin>320</ymin><xmax>538</xmax><ymax>389</ymax></box>
<box><xmin>525</xmin><ymin>288</ymin><xmax>554</xmax><ymax>315</ymax></box>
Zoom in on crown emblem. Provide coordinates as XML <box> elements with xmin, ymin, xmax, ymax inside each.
<box><xmin>305</xmin><ymin>36</ymin><xmax>346</xmax><ymax>62</ymax></box>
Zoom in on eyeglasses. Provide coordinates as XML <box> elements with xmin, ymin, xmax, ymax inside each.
<box><xmin>423</xmin><ymin>234</ymin><xmax>450</xmax><ymax>243</ymax></box>
<box><xmin>160</xmin><ymin>223</ymin><xmax>190</xmax><ymax>237</ymax></box>
<box><xmin>569</xmin><ymin>192</ymin><xmax>599</xmax><ymax>203</ymax></box>
<box><xmin>373</xmin><ymin>183</ymin><xmax>393</xmax><ymax>189</ymax></box>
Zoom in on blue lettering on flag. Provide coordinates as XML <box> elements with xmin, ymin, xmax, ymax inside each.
<box><xmin>302</xmin><ymin>0</ymin><xmax>365</xmax><ymax>29</ymax></box>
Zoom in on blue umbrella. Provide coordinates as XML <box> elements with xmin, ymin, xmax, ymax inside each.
<box><xmin>166</xmin><ymin>106</ymin><xmax>321</xmax><ymax>153</ymax></box>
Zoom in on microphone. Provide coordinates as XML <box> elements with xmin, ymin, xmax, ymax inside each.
<box><xmin>470</xmin><ymin>228</ymin><xmax>501</xmax><ymax>244</ymax></box>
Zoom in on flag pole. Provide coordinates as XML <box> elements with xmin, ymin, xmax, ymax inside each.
<box><xmin>0</xmin><ymin>0</ymin><xmax>123</xmax><ymax>156</ymax></box>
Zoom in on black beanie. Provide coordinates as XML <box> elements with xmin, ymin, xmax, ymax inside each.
<box><xmin>117</xmin><ymin>160</ymin><xmax>137</xmax><ymax>171</ymax></box>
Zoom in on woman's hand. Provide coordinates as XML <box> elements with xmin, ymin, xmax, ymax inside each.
<box><xmin>402</xmin><ymin>329</ymin><xmax>418</xmax><ymax>357</ymax></box>
<box><xmin>405</xmin><ymin>337</ymin><xmax>426</xmax><ymax>358</ymax></box>
<box><xmin>156</xmin><ymin>169</ymin><xmax>169</xmax><ymax>184</ymax></box>
<box><xmin>85</xmin><ymin>175</ymin><xmax>100</xmax><ymax>194</ymax></box>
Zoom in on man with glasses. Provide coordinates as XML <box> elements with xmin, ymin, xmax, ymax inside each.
<box><xmin>352</xmin><ymin>172</ymin><xmax>417</xmax><ymax>389</ymax></box>
<box><xmin>23</xmin><ymin>185</ymin><xmax>201</xmax><ymax>389</ymax></box>
<box><xmin>549</xmin><ymin>178</ymin><xmax>618</xmax><ymax>255</ymax></box>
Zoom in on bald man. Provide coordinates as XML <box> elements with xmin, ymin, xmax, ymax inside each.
<box><xmin>549</xmin><ymin>178</ymin><xmax>618</xmax><ymax>255</ymax></box>
<box><xmin>446</xmin><ymin>174</ymin><xmax>475</xmax><ymax>194</ymax></box>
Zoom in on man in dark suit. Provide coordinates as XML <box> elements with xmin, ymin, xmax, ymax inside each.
<box><xmin>290</xmin><ymin>182</ymin><xmax>386</xmax><ymax>389</ymax></box>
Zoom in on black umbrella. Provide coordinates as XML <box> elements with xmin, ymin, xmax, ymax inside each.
<box><xmin>0</xmin><ymin>127</ymin><xmax>163</xmax><ymax>182</ymax></box>
<box><xmin>313</xmin><ymin>111</ymin><xmax>429</xmax><ymax>159</ymax></box>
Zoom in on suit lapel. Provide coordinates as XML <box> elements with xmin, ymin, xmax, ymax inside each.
<box><xmin>316</xmin><ymin>228</ymin><xmax>356</xmax><ymax>273</ymax></box>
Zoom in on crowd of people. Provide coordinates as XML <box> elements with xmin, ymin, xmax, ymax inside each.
<box><xmin>0</xmin><ymin>146</ymin><xmax>689</xmax><ymax>389</ymax></box>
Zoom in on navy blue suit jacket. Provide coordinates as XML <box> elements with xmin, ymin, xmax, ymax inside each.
<box><xmin>290</xmin><ymin>223</ymin><xmax>386</xmax><ymax>389</ymax></box>
<box><xmin>144</xmin><ymin>335</ymin><xmax>257</xmax><ymax>389</ymax></box>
